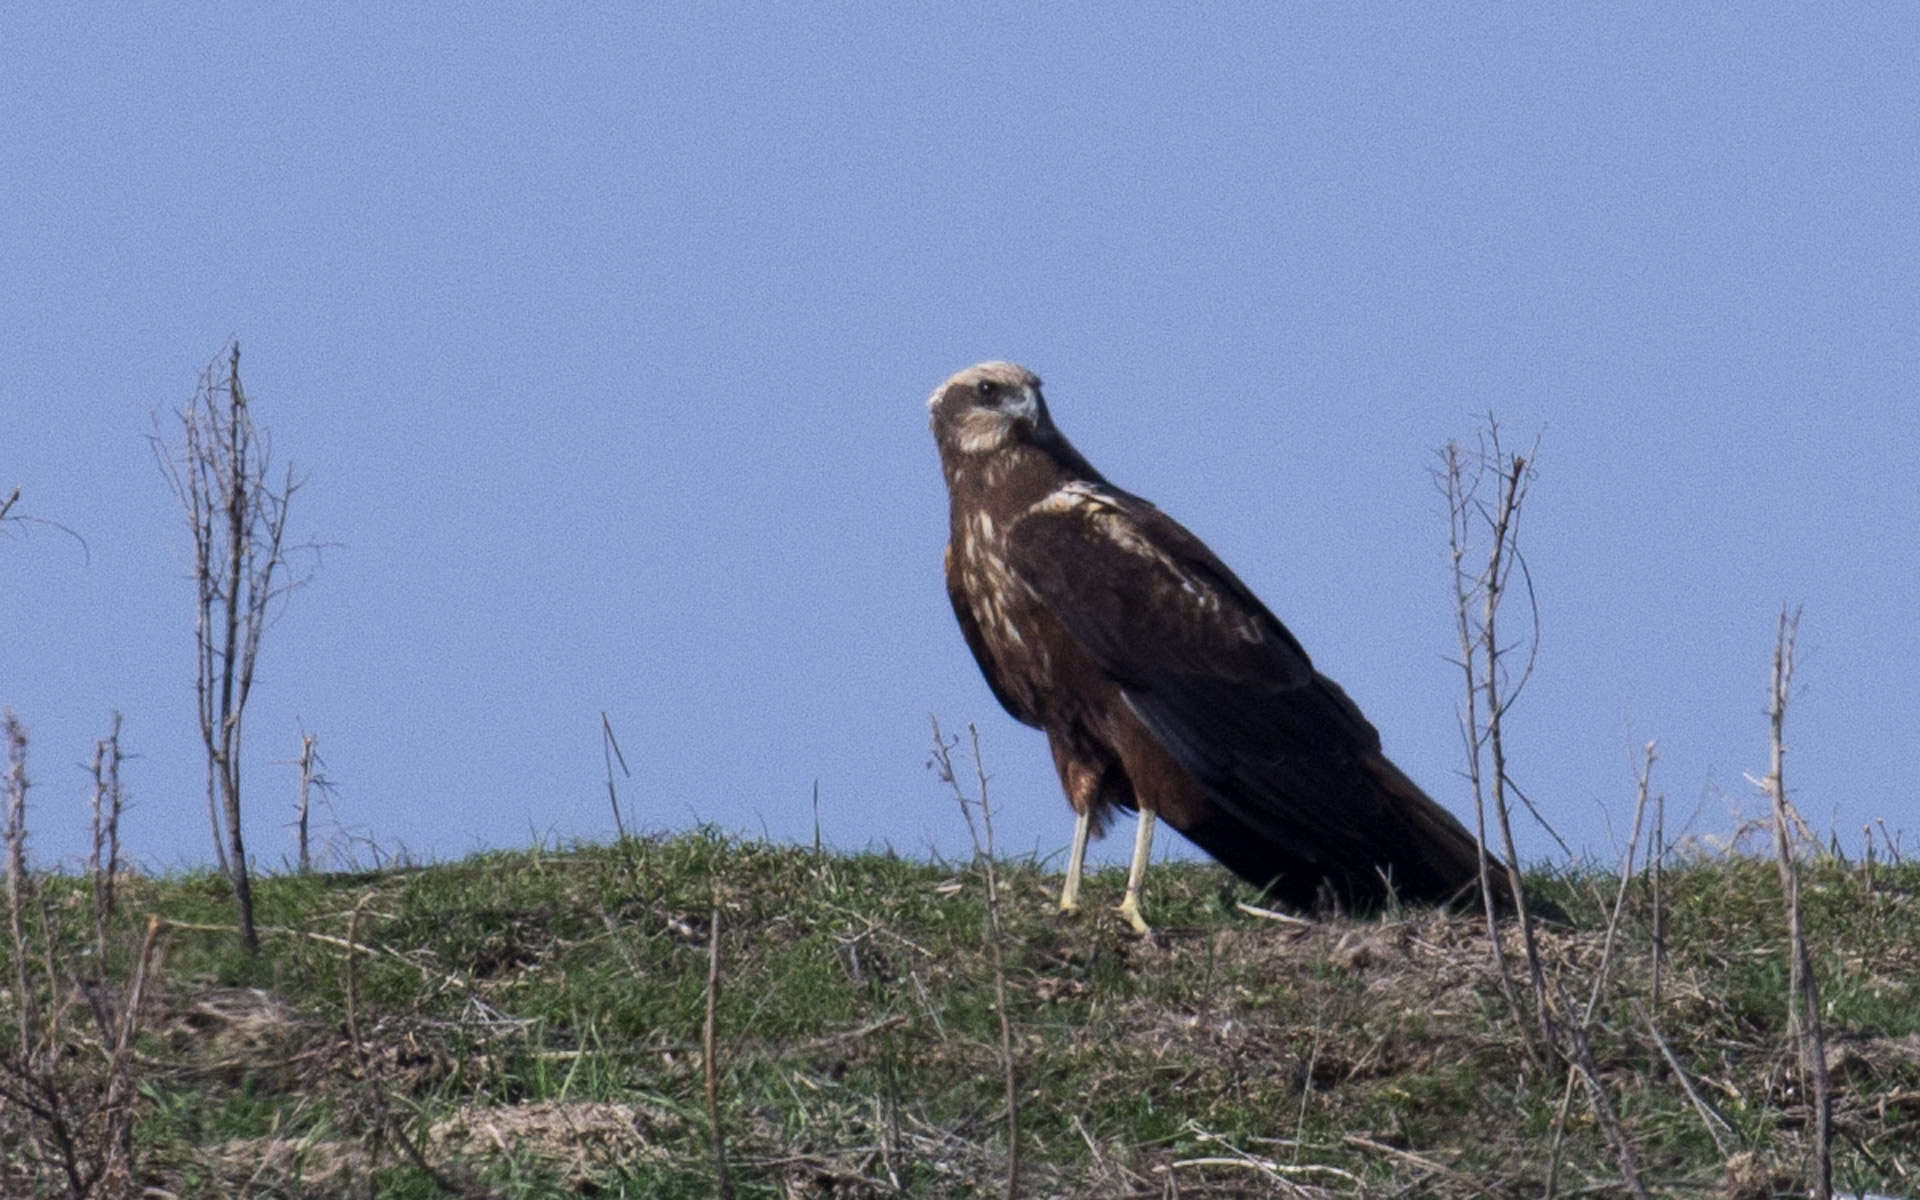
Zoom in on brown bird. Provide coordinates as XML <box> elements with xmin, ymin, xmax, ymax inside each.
<box><xmin>929</xmin><ymin>361</ymin><xmax>1486</xmax><ymax>933</ymax></box>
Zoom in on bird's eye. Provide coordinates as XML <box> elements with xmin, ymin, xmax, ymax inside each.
<box><xmin>974</xmin><ymin>379</ymin><xmax>996</xmax><ymax>402</ymax></box>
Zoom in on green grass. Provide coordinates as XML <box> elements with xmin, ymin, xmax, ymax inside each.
<box><xmin>6</xmin><ymin>830</ymin><xmax>1920</xmax><ymax>1197</ymax></box>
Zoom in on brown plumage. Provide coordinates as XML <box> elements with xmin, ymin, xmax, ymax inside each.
<box><xmin>928</xmin><ymin>361</ymin><xmax>1486</xmax><ymax>930</ymax></box>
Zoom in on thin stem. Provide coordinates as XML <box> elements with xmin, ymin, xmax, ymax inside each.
<box><xmin>928</xmin><ymin>716</ymin><xmax>1020</xmax><ymax>1200</ymax></box>
<box><xmin>1766</xmin><ymin>606</ymin><xmax>1830</xmax><ymax>1199</ymax></box>
<box><xmin>704</xmin><ymin>904</ymin><xmax>735</xmax><ymax>1200</ymax></box>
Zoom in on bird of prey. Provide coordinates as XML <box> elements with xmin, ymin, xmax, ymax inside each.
<box><xmin>928</xmin><ymin>361</ymin><xmax>1486</xmax><ymax>933</ymax></box>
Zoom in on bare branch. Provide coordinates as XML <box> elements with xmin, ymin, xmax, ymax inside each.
<box><xmin>928</xmin><ymin>716</ymin><xmax>1020</xmax><ymax>1200</ymax></box>
<box><xmin>89</xmin><ymin>712</ymin><xmax>126</xmax><ymax>961</ymax></box>
<box><xmin>1440</xmin><ymin>420</ymin><xmax>1655</xmax><ymax>1198</ymax></box>
<box><xmin>151</xmin><ymin>342</ymin><xmax>317</xmax><ymax>951</ymax></box>
<box><xmin>295</xmin><ymin>731</ymin><xmax>319</xmax><ymax>874</ymax></box>
<box><xmin>1765</xmin><ymin>605</ymin><xmax>1831</xmax><ymax>1199</ymax></box>
<box><xmin>5</xmin><ymin>711</ymin><xmax>34</xmax><ymax>1058</ymax></box>
<box><xmin>0</xmin><ymin>485</ymin><xmax>92</xmax><ymax>563</ymax></box>
<box><xmin>601</xmin><ymin>711</ymin><xmax>630</xmax><ymax>841</ymax></box>
<box><xmin>1582</xmin><ymin>741</ymin><xmax>1656</xmax><ymax>1030</ymax></box>
<box><xmin>703</xmin><ymin>903</ymin><xmax>735</xmax><ymax>1200</ymax></box>
<box><xmin>1441</xmin><ymin>440</ymin><xmax>1522</xmax><ymax>1031</ymax></box>
<box><xmin>1440</xmin><ymin>424</ymin><xmax>1552</xmax><ymax>1051</ymax></box>
<box><xmin>1637</xmin><ymin>1003</ymin><xmax>1733</xmax><ymax>1157</ymax></box>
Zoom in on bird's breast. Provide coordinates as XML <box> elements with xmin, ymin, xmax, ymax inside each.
<box><xmin>955</xmin><ymin>525</ymin><xmax>1058</xmax><ymax>709</ymax></box>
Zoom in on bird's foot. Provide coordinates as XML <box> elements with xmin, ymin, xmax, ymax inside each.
<box><xmin>1114</xmin><ymin>894</ymin><xmax>1152</xmax><ymax>937</ymax></box>
<box><xmin>1058</xmin><ymin>881</ymin><xmax>1082</xmax><ymax>917</ymax></box>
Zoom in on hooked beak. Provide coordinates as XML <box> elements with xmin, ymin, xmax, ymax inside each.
<box><xmin>1007</xmin><ymin>383</ymin><xmax>1040</xmax><ymax>426</ymax></box>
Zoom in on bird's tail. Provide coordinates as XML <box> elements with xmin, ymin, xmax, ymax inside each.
<box><xmin>1365</xmin><ymin>754</ymin><xmax>1482</xmax><ymax>895</ymax></box>
<box><xmin>1366</xmin><ymin>755</ymin><xmax>1563</xmax><ymax>921</ymax></box>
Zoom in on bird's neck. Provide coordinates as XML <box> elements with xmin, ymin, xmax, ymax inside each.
<box><xmin>945</xmin><ymin>442</ymin><xmax>1087</xmax><ymax>530</ymax></box>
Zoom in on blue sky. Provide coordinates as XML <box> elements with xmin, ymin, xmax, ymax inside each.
<box><xmin>3</xmin><ymin>8</ymin><xmax>1916</xmax><ymax>879</ymax></box>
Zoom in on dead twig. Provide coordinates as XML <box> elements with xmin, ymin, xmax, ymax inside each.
<box><xmin>1563</xmin><ymin>1018</ymin><xmax>1650</xmax><ymax>1199</ymax></box>
<box><xmin>1441</xmin><ymin>433</ymin><xmax>1534</xmax><ymax>1055</ymax></box>
<box><xmin>1636</xmin><ymin>1003</ymin><xmax>1733</xmax><ymax>1157</ymax></box>
<box><xmin>703</xmin><ymin>904</ymin><xmax>735</xmax><ymax>1200</ymax></box>
<box><xmin>1762</xmin><ymin>606</ymin><xmax>1831</xmax><ymax>1199</ymax></box>
<box><xmin>789</xmin><ymin>1014</ymin><xmax>909</xmax><ymax>1056</ymax></box>
<box><xmin>1583</xmin><ymin>741</ymin><xmax>1656</xmax><ymax>1028</ymax></box>
<box><xmin>87</xmin><ymin>713</ymin><xmax>127</xmax><ymax>962</ymax></box>
<box><xmin>1542</xmin><ymin>1064</ymin><xmax>1579</xmax><ymax>1200</ymax></box>
<box><xmin>5</xmin><ymin>711</ymin><xmax>34</xmax><ymax>1053</ymax></box>
<box><xmin>600</xmin><ymin>711</ymin><xmax>630</xmax><ymax>841</ymax></box>
<box><xmin>161</xmin><ymin>917</ymin><xmax>471</xmax><ymax>991</ymax></box>
<box><xmin>1651</xmin><ymin>773</ymin><xmax>1666</xmax><ymax>1015</ymax></box>
<box><xmin>151</xmin><ymin>342</ymin><xmax>318</xmax><ymax>953</ymax></box>
<box><xmin>1480</xmin><ymin>445</ymin><xmax>1550</xmax><ymax>1044</ymax></box>
<box><xmin>1167</xmin><ymin>1123</ymin><xmax>1362</xmax><ymax>1191</ymax></box>
<box><xmin>1234</xmin><ymin>901</ymin><xmax>1314</xmax><ymax>927</ymax></box>
<box><xmin>1442</xmin><ymin>425</ymin><xmax>1650</xmax><ymax>1200</ymax></box>
<box><xmin>0</xmin><ymin>486</ymin><xmax>90</xmax><ymax>561</ymax></box>
<box><xmin>2</xmin><ymin>718</ymin><xmax>164</xmax><ymax>1199</ymax></box>
<box><xmin>290</xmin><ymin>729</ymin><xmax>332</xmax><ymax>875</ymax></box>
<box><xmin>1548</xmin><ymin>741</ymin><xmax>1657</xmax><ymax>1200</ymax></box>
<box><xmin>344</xmin><ymin>896</ymin><xmax>368</xmax><ymax>1069</ymax></box>
<box><xmin>1342</xmin><ymin>1133</ymin><xmax>1491</xmax><ymax>1197</ymax></box>
<box><xmin>929</xmin><ymin>716</ymin><xmax>1020</xmax><ymax>1200</ymax></box>
<box><xmin>97</xmin><ymin>915</ymin><xmax>166</xmax><ymax>1193</ymax></box>
<box><xmin>340</xmin><ymin>896</ymin><xmax>485</xmax><ymax>1197</ymax></box>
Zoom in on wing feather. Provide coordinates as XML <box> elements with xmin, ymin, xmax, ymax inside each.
<box><xmin>1007</xmin><ymin>490</ymin><xmax>1315</xmax><ymax>687</ymax></box>
<box><xmin>1006</xmin><ymin>491</ymin><xmax>1419</xmax><ymax>869</ymax></box>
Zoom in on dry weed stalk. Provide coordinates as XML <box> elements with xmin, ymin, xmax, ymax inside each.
<box><xmin>1584</xmin><ymin>741</ymin><xmax>1657</xmax><ymax>1027</ymax></box>
<box><xmin>1442</xmin><ymin>425</ymin><xmax>1650</xmax><ymax>1199</ymax></box>
<box><xmin>1544</xmin><ymin>741</ymin><xmax>1656</xmax><ymax>1200</ymax></box>
<box><xmin>1439</xmin><ymin>426</ymin><xmax>1548</xmax><ymax>1043</ymax></box>
<box><xmin>88</xmin><ymin>714</ymin><xmax>126</xmax><ymax>961</ymax></box>
<box><xmin>1637</xmin><ymin>1003</ymin><xmax>1733</xmax><ymax>1156</ymax></box>
<box><xmin>703</xmin><ymin>903</ymin><xmax>735</xmax><ymax>1200</ymax></box>
<box><xmin>2</xmin><ymin>716</ymin><xmax>165</xmax><ymax>1199</ymax></box>
<box><xmin>1166</xmin><ymin>1121</ymin><xmax>1361</xmax><ymax>1193</ymax></box>
<box><xmin>93</xmin><ymin>916</ymin><xmax>165</xmax><ymax>1197</ymax></box>
<box><xmin>0</xmin><ymin>486</ymin><xmax>88</xmax><ymax>561</ymax></box>
<box><xmin>1651</xmin><ymin>774</ymin><xmax>1666</xmax><ymax>1014</ymax></box>
<box><xmin>342</xmin><ymin>894</ymin><xmax>391</xmax><ymax>1184</ymax></box>
<box><xmin>600</xmin><ymin>711</ymin><xmax>630</xmax><ymax>841</ymax></box>
<box><xmin>6</xmin><ymin>711</ymin><xmax>33</xmax><ymax>1047</ymax></box>
<box><xmin>1862</xmin><ymin>822</ymin><xmax>1876</xmax><ymax>899</ymax></box>
<box><xmin>1561</xmin><ymin>1022</ymin><xmax>1648</xmax><ymax>1199</ymax></box>
<box><xmin>928</xmin><ymin>716</ymin><xmax>1020</xmax><ymax>1200</ymax></box>
<box><xmin>152</xmin><ymin>342</ymin><xmax>314</xmax><ymax>953</ymax></box>
<box><xmin>293</xmin><ymin>731</ymin><xmax>323</xmax><ymax>875</ymax></box>
<box><xmin>341</xmin><ymin>894</ymin><xmax>482</xmax><ymax>1196</ymax></box>
<box><xmin>1341</xmin><ymin>1133</ymin><xmax>1489</xmax><ymax>1197</ymax></box>
<box><xmin>1762</xmin><ymin>606</ymin><xmax>1831</xmax><ymax>1198</ymax></box>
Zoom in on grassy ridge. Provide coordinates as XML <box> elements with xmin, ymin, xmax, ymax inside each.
<box><xmin>5</xmin><ymin>831</ymin><xmax>1920</xmax><ymax>1197</ymax></box>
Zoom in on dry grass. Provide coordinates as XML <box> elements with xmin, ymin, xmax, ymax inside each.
<box><xmin>2</xmin><ymin>830</ymin><xmax>1916</xmax><ymax>1198</ymax></box>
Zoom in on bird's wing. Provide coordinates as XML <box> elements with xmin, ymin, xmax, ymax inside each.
<box><xmin>944</xmin><ymin>541</ymin><xmax>1036</xmax><ymax>726</ymax></box>
<box><xmin>1005</xmin><ymin>487</ymin><xmax>1316</xmax><ymax>686</ymax></box>
<box><xmin>1005</xmin><ymin>488</ymin><xmax>1403</xmax><ymax>864</ymax></box>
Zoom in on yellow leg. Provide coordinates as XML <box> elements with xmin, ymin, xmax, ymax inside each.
<box><xmin>1059</xmin><ymin>808</ymin><xmax>1092</xmax><ymax>914</ymax></box>
<box><xmin>1115</xmin><ymin>809</ymin><xmax>1156</xmax><ymax>935</ymax></box>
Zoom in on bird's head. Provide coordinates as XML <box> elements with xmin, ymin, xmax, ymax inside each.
<box><xmin>926</xmin><ymin>361</ymin><xmax>1054</xmax><ymax>459</ymax></box>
